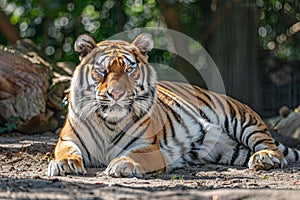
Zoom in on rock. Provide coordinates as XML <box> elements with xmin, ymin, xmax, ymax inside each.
<box><xmin>279</xmin><ymin>106</ymin><xmax>290</xmax><ymax>118</ymax></box>
<box><xmin>276</xmin><ymin>109</ymin><xmax>300</xmax><ymax>139</ymax></box>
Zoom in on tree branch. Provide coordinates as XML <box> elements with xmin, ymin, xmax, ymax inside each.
<box><xmin>0</xmin><ymin>11</ymin><xmax>20</xmax><ymax>44</ymax></box>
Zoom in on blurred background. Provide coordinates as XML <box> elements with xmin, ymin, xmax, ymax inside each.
<box><xmin>0</xmin><ymin>0</ymin><xmax>299</xmax><ymax>119</ymax></box>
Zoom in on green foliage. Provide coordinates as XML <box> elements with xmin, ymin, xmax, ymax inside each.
<box><xmin>45</xmin><ymin>152</ymin><xmax>54</xmax><ymax>163</ymax></box>
<box><xmin>170</xmin><ymin>174</ymin><xmax>184</xmax><ymax>182</ymax></box>
<box><xmin>0</xmin><ymin>0</ymin><xmax>161</xmax><ymax>64</ymax></box>
<box><xmin>257</xmin><ymin>0</ymin><xmax>300</xmax><ymax>61</ymax></box>
<box><xmin>0</xmin><ymin>0</ymin><xmax>299</xmax><ymax>65</ymax></box>
<box><xmin>262</xmin><ymin>174</ymin><xmax>269</xmax><ymax>180</ymax></box>
<box><xmin>0</xmin><ymin>115</ymin><xmax>19</xmax><ymax>134</ymax></box>
<box><xmin>170</xmin><ymin>174</ymin><xmax>177</xmax><ymax>182</ymax></box>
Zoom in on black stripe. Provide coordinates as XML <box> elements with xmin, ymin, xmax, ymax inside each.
<box><xmin>283</xmin><ymin>146</ymin><xmax>289</xmax><ymax>156</ymax></box>
<box><xmin>112</xmin><ymin>115</ymin><xmax>139</xmax><ymax>145</ymax></box>
<box><xmin>198</xmin><ymin>108</ymin><xmax>211</xmax><ymax>122</ymax></box>
<box><xmin>226</xmin><ymin>99</ymin><xmax>238</xmax><ymax>140</ymax></box>
<box><xmin>78</xmin><ymin>65</ymin><xmax>85</xmax><ymax>87</ymax></box>
<box><xmin>230</xmin><ymin>144</ymin><xmax>241</xmax><ymax>165</ymax></box>
<box><xmin>152</xmin><ymin>135</ymin><xmax>157</xmax><ymax>145</ymax></box>
<box><xmin>197</xmin><ymin>123</ymin><xmax>206</xmax><ymax>145</ymax></box>
<box><xmin>104</xmin><ymin>121</ymin><xmax>117</xmax><ymax>132</ymax></box>
<box><xmin>196</xmin><ymin>99</ymin><xmax>219</xmax><ymax>124</ymax></box>
<box><xmin>237</xmin><ymin>107</ymin><xmax>245</xmax><ymax>140</ymax></box>
<box><xmin>85</xmin><ymin>119</ymin><xmax>106</xmax><ymax>147</ymax></box>
<box><xmin>139</xmin><ymin>63</ymin><xmax>147</xmax><ymax>87</ymax></box>
<box><xmin>293</xmin><ymin>149</ymin><xmax>299</xmax><ymax>161</ymax></box>
<box><xmin>163</xmin><ymin>104</ymin><xmax>176</xmax><ymax>138</ymax></box>
<box><xmin>156</xmin><ymin>107</ymin><xmax>168</xmax><ymax>146</ymax></box>
<box><xmin>192</xmin><ymin>85</ymin><xmax>216</xmax><ymax>108</ymax></box>
<box><xmin>137</xmin><ymin>84</ymin><xmax>144</xmax><ymax>92</ymax></box>
<box><xmin>157</xmin><ymin>97</ymin><xmax>182</xmax><ymax>123</ymax></box>
<box><xmin>189</xmin><ymin>143</ymin><xmax>199</xmax><ymax>160</ymax></box>
<box><xmin>211</xmin><ymin>92</ymin><xmax>226</xmax><ymax>114</ymax></box>
<box><xmin>157</xmin><ymin>94</ymin><xmax>197</xmax><ymax>141</ymax></box>
<box><xmin>158</xmin><ymin>83</ymin><xmax>213</xmax><ymax>145</ymax></box>
<box><xmin>158</xmin><ymin>84</ymin><xmax>200</xmax><ymax>120</ymax></box>
<box><xmin>70</xmin><ymin>102</ymin><xmax>107</xmax><ymax>160</ymax></box>
<box><xmin>159</xmin><ymin>82</ymin><xmax>187</xmax><ymax>98</ymax></box>
<box><xmin>145</xmin><ymin>64</ymin><xmax>153</xmax><ymax>85</ymax></box>
<box><xmin>163</xmin><ymin>126</ymin><xmax>168</xmax><ymax>145</ymax></box>
<box><xmin>244</xmin><ymin>128</ymin><xmax>269</xmax><ymax>148</ymax></box>
<box><xmin>243</xmin><ymin>150</ymin><xmax>252</xmax><ymax>166</ymax></box>
<box><xmin>67</xmin><ymin>118</ymin><xmax>92</xmax><ymax>165</ymax></box>
<box><xmin>238</xmin><ymin>104</ymin><xmax>245</xmax><ymax>124</ymax></box>
<box><xmin>160</xmin><ymin>82</ymin><xmax>197</xmax><ymax>106</ymax></box>
<box><xmin>232</xmin><ymin>118</ymin><xmax>238</xmax><ymax>141</ymax></box>
<box><xmin>195</xmin><ymin>95</ymin><xmax>214</xmax><ymax>110</ymax></box>
<box><xmin>83</xmin><ymin>121</ymin><xmax>104</xmax><ymax>162</ymax></box>
<box><xmin>239</xmin><ymin>122</ymin><xmax>255</xmax><ymax>144</ymax></box>
<box><xmin>158</xmin><ymin>100</ymin><xmax>183</xmax><ymax>149</ymax></box>
<box><xmin>252</xmin><ymin>138</ymin><xmax>274</xmax><ymax>152</ymax></box>
<box><xmin>190</xmin><ymin>86</ymin><xmax>219</xmax><ymax>120</ymax></box>
<box><xmin>122</xmin><ymin>120</ymin><xmax>151</xmax><ymax>151</ymax></box>
<box><xmin>214</xmin><ymin>154</ymin><xmax>222</xmax><ymax>164</ymax></box>
<box><xmin>224</xmin><ymin>116</ymin><xmax>230</xmax><ymax>134</ymax></box>
<box><xmin>123</xmin><ymin>54</ymin><xmax>136</xmax><ymax>65</ymax></box>
<box><xmin>119</xmin><ymin>50</ymin><xmax>131</xmax><ymax>56</ymax></box>
<box><xmin>227</xmin><ymin>99</ymin><xmax>236</xmax><ymax>121</ymax></box>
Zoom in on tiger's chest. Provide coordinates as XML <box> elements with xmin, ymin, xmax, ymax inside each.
<box><xmin>72</xmin><ymin>100</ymin><xmax>211</xmax><ymax>167</ymax></box>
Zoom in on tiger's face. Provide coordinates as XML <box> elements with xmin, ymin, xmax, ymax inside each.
<box><xmin>73</xmin><ymin>34</ymin><xmax>157</xmax><ymax>124</ymax></box>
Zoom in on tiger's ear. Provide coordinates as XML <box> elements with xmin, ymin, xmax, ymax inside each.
<box><xmin>74</xmin><ymin>34</ymin><xmax>97</xmax><ymax>61</ymax></box>
<box><xmin>132</xmin><ymin>33</ymin><xmax>154</xmax><ymax>56</ymax></box>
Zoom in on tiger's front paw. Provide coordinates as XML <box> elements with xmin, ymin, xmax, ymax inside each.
<box><xmin>48</xmin><ymin>154</ymin><xmax>87</xmax><ymax>176</ymax></box>
<box><xmin>104</xmin><ymin>156</ymin><xmax>145</xmax><ymax>178</ymax></box>
<box><xmin>248</xmin><ymin>149</ymin><xmax>287</xmax><ymax>170</ymax></box>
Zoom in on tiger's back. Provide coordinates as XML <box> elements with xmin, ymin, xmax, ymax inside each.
<box><xmin>48</xmin><ymin>33</ymin><xmax>300</xmax><ymax>177</ymax></box>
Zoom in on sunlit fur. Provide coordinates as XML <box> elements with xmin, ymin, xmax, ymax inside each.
<box><xmin>48</xmin><ymin>33</ymin><xmax>300</xmax><ymax>177</ymax></box>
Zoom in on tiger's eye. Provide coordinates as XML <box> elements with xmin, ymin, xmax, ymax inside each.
<box><xmin>94</xmin><ymin>64</ymin><xmax>107</xmax><ymax>76</ymax></box>
<box><xmin>125</xmin><ymin>66</ymin><xmax>135</xmax><ymax>74</ymax></box>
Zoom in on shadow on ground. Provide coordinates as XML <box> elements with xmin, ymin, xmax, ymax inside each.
<box><xmin>1</xmin><ymin>132</ymin><xmax>300</xmax><ymax>199</ymax></box>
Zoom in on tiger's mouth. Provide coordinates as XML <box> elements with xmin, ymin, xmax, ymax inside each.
<box><xmin>105</xmin><ymin>103</ymin><xmax>126</xmax><ymax>112</ymax></box>
<box><xmin>96</xmin><ymin>100</ymin><xmax>132</xmax><ymax>123</ymax></box>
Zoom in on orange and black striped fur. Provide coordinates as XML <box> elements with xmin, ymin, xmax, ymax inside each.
<box><xmin>48</xmin><ymin>33</ymin><xmax>300</xmax><ymax>177</ymax></box>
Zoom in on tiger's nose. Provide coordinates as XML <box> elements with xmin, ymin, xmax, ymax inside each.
<box><xmin>107</xmin><ymin>89</ymin><xmax>124</xmax><ymax>100</ymax></box>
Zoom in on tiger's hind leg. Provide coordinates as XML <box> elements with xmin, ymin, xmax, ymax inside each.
<box><xmin>248</xmin><ymin>149</ymin><xmax>287</xmax><ymax>170</ymax></box>
<box><xmin>215</xmin><ymin>137</ymin><xmax>288</xmax><ymax>170</ymax></box>
<box><xmin>243</xmin><ymin>130</ymin><xmax>288</xmax><ymax>170</ymax></box>
<box><xmin>213</xmin><ymin>125</ymin><xmax>288</xmax><ymax>169</ymax></box>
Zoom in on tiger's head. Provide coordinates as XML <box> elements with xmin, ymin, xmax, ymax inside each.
<box><xmin>72</xmin><ymin>33</ymin><xmax>157</xmax><ymax>124</ymax></box>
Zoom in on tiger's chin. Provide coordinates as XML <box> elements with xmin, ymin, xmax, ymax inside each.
<box><xmin>97</xmin><ymin>105</ymin><xmax>130</xmax><ymax>124</ymax></box>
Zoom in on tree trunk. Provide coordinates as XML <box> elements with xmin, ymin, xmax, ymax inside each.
<box><xmin>157</xmin><ymin>0</ymin><xmax>205</xmax><ymax>86</ymax></box>
<box><xmin>0</xmin><ymin>11</ymin><xmax>20</xmax><ymax>44</ymax></box>
<box><xmin>206</xmin><ymin>0</ymin><xmax>262</xmax><ymax>114</ymax></box>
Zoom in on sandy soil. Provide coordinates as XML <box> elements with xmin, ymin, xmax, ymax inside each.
<box><xmin>1</xmin><ymin>132</ymin><xmax>300</xmax><ymax>199</ymax></box>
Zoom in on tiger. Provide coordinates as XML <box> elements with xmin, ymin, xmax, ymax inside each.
<box><xmin>48</xmin><ymin>33</ymin><xmax>300</xmax><ymax>178</ymax></box>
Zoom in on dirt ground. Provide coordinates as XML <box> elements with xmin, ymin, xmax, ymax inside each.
<box><xmin>1</xmin><ymin>132</ymin><xmax>300</xmax><ymax>200</ymax></box>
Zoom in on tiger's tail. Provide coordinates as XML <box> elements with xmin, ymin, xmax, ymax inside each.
<box><xmin>276</xmin><ymin>141</ymin><xmax>300</xmax><ymax>163</ymax></box>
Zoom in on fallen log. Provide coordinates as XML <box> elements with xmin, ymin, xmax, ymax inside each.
<box><xmin>0</xmin><ymin>39</ymin><xmax>71</xmax><ymax>134</ymax></box>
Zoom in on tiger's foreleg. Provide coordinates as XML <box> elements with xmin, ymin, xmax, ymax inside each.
<box><xmin>104</xmin><ymin>145</ymin><xmax>168</xmax><ymax>178</ymax></box>
<box><xmin>48</xmin><ymin>121</ymin><xmax>87</xmax><ymax>176</ymax></box>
